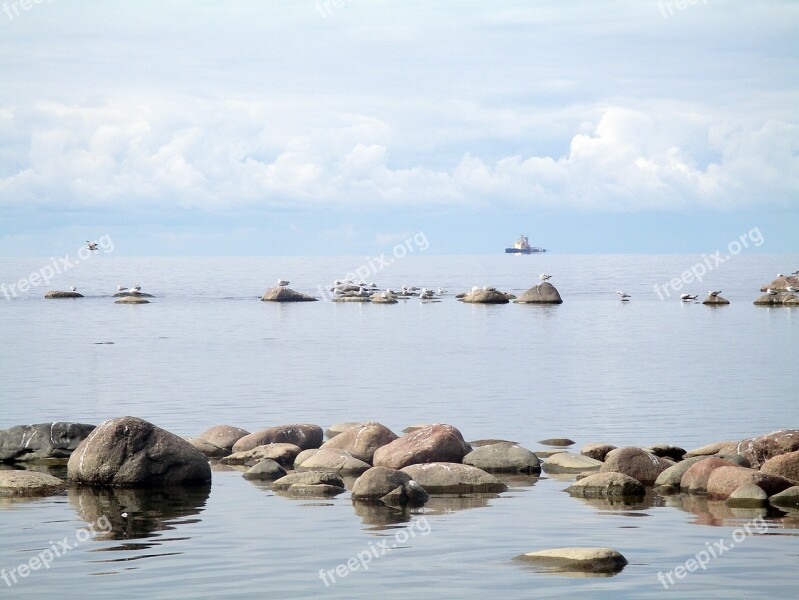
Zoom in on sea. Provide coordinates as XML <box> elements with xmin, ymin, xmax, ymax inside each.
<box><xmin>0</xmin><ymin>254</ymin><xmax>797</xmax><ymax>599</ymax></box>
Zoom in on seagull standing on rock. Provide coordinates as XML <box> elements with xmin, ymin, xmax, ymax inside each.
<box><xmin>539</xmin><ymin>273</ymin><xmax>552</xmax><ymax>282</ymax></box>
<box><xmin>277</xmin><ymin>280</ymin><xmax>290</xmax><ymax>287</ymax></box>
<box><xmin>617</xmin><ymin>290</ymin><xmax>631</xmax><ymax>301</ymax></box>
<box><xmin>766</xmin><ymin>288</ymin><xmax>779</xmax><ymax>296</ymax></box>
<box><xmin>70</xmin><ymin>285</ymin><xmax>77</xmax><ymax>292</ymax></box>
<box><xmin>708</xmin><ymin>290</ymin><xmax>721</xmax><ymax>297</ymax></box>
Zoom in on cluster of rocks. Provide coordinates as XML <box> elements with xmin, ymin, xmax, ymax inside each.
<box><xmin>754</xmin><ymin>274</ymin><xmax>799</xmax><ymax>306</ymax></box>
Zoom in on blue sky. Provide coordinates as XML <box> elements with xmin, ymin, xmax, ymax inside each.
<box><xmin>0</xmin><ymin>1</ymin><xmax>797</xmax><ymax>256</ymax></box>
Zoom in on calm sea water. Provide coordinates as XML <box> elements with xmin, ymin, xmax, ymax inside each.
<box><xmin>1</xmin><ymin>254</ymin><xmax>798</xmax><ymax>599</ymax></box>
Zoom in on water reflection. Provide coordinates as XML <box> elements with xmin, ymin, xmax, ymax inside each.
<box><xmin>351</xmin><ymin>499</ymin><xmax>414</xmax><ymax>529</ymax></box>
<box><xmin>68</xmin><ymin>485</ymin><xmax>211</xmax><ymax>541</ymax></box>
<box><xmin>569</xmin><ymin>489</ymin><xmax>663</xmax><ymax>515</ymax></box>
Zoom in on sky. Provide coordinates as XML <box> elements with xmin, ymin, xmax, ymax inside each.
<box><xmin>0</xmin><ymin>0</ymin><xmax>797</xmax><ymax>256</ymax></box>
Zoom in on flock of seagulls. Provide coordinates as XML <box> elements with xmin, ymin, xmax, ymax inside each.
<box><xmin>327</xmin><ymin>279</ymin><xmax>447</xmax><ymax>302</ymax></box>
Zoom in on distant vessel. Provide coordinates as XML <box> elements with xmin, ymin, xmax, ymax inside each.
<box><xmin>505</xmin><ymin>234</ymin><xmax>546</xmax><ymax>254</ymax></box>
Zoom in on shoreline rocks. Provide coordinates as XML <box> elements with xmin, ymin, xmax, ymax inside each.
<box><xmin>401</xmin><ymin>462</ymin><xmax>508</xmax><ymax>494</ymax></box>
<box><xmin>351</xmin><ymin>466</ymin><xmax>429</xmax><ymax>506</ymax></box>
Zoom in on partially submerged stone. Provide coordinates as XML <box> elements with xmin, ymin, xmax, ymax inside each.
<box><xmin>463</xmin><ymin>443</ymin><xmax>540</xmax><ymax>474</ymax></box>
<box><xmin>706</xmin><ymin>466</ymin><xmax>792</xmax><ymax>499</ymax></box>
<box><xmin>295</xmin><ymin>448</ymin><xmax>371</xmax><ymax>475</ymax></box>
<box><xmin>242</xmin><ymin>459</ymin><xmax>287</xmax><ymax>481</ymax></box>
<box><xmin>515</xmin><ymin>547</ymin><xmax>628</xmax><ymax>575</ymax></box>
<box><xmin>320</xmin><ymin>422</ymin><xmax>398</xmax><ymax>464</ymax></box>
<box><xmin>0</xmin><ymin>470</ymin><xmax>66</xmax><ymax>497</ymax></box>
<box><xmin>185</xmin><ymin>437</ymin><xmax>229</xmax><ymax>458</ymax></box>
<box><xmin>115</xmin><ymin>296</ymin><xmax>150</xmax><ymax>304</ymax></box>
<box><xmin>566</xmin><ymin>472</ymin><xmax>645</xmax><ymax>499</ymax></box>
<box><xmin>542</xmin><ymin>452</ymin><xmax>602</xmax><ymax>474</ymax></box>
<box><xmin>232</xmin><ymin>424</ymin><xmax>323</xmax><ymax>452</ymax></box>
<box><xmin>197</xmin><ymin>425</ymin><xmax>250</xmax><ymax>451</ymax></box>
<box><xmin>769</xmin><ymin>486</ymin><xmax>799</xmax><ymax>509</ymax></box>
<box><xmin>373</xmin><ymin>424</ymin><xmax>471</xmax><ymax>469</ymax></box>
<box><xmin>220</xmin><ymin>443</ymin><xmax>302</xmax><ymax>468</ymax></box>
<box><xmin>45</xmin><ymin>290</ymin><xmax>83</xmax><ymax>298</ymax></box>
<box><xmin>539</xmin><ymin>438</ymin><xmax>575</xmax><ymax>447</ymax></box>
<box><xmin>725</xmin><ymin>483</ymin><xmax>768</xmax><ymax>508</ymax></box>
<box><xmin>351</xmin><ymin>466</ymin><xmax>429</xmax><ymax>506</ymax></box>
<box><xmin>514</xmin><ymin>282</ymin><xmax>563</xmax><ymax>304</ymax></box>
<box><xmin>272</xmin><ymin>471</ymin><xmax>346</xmax><ymax>497</ymax></box>
<box><xmin>600</xmin><ymin>447</ymin><xmax>671</xmax><ymax>486</ymax></box>
<box><xmin>401</xmin><ymin>462</ymin><xmax>507</xmax><ymax>494</ymax></box>
<box><xmin>581</xmin><ymin>444</ymin><xmax>617</xmax><ymax>462</ymax></box>
<box><xmin>0</xmin><ymin>422</ymin><xmax>96</xmax><ymax>463</ymax></box>
<box><xmin>261</xmin><ymin>286</ymin><xmax>318</xmax><ymax>302</ymax></box>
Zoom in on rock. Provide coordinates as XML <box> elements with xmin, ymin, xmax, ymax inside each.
<box><xmin>725</xmin><ymin>483</ymin><xmax>768</xmax><ymax>508</ymax></box>
<box><xmin>113</xmin><ymin>291</ymin><xmax>155</xmax><ymax>297</ymax></box>
<box><xmin>538</xmin><ymin>438</ymin><xmax>575</xmax><ymax>447</ymax></box>
<box><xmin>535</xmin><ymin>449</ymin><xmax>566</xmax><ymax>459</ymax></box>
<box><xmin>580</xmin><ymin>444</ymin><xmax>617</xmax><ymax>462</ymax></box>
<box><xmin>371</xmin><ymin>295</ymin><xmax>398</xmax><ymax>304</ymax></box>
<box><xmin>351</xmin><ymin>466</ymin><xmax>429</xmax><ymax>505</ymax></box>
<box><xmin>220</xmin><ymin>443</ymin><xmax>301</xmax><ymax>467</ymax></box>
<box><xmin>462</xmin><ymin>443</ymin><xmax>540</xmax><ymax>474</ymax></box>
<box><xmin>197</xmin><ymin>425</ymin><xmax>250</xmax><ymax>451</ymax></box>
<box><xmin>271</xmin><ymin>471</ymin><xmax>346</xmax><ymax>497</ymax></box>
<box><xmin>242</xmin><ymin>459</ymin><xmax>286</xmax><ymax>481</ymax></box>
<box><xmin>732</xmin><ymin>430</ymin><xmax>799</xmax><ymax>469</ymax></box>
<box><xmin>325</xmin><ymin>422</ymin><xmax>363</xmax><ymax>439</ymax></box>
<box><xmin>468</xmin><ymin>439</ymin><xmax>518</xmax><ymax>447</ymax></box>
<box><xmin>460</xmin><ymin>289</ymin><xmax>510</xmax><ymax>304</ymax></box>
<box><xmin>372</xmin><ymin>424</ymin><xmax>471</xmax><ymax>469</ymax></box>
<box><xmin>515</xmin><ymin>547</ymin><xmax>627</xmax><ymax>574</ymax></box>
<box><xmin>401</xmin><ymin>463</ymin><xmax>507</xmax><ymax>494</ymax></box>
<box><xmin>760</xmin><ymin>450</ymin><xmax>799</xmax><ymax>484</ymax></box>
<box><xmin>295</xmin><ymin>448</ymin><xmax>371</xmax><ymax>475</ymax></box>
<box><xmin>566</xmin><ymin>472</ymin><xmax>645</xmax><ymax>499</ymax></box>
<box><xmin>599</xmin><ymin>447</ymin><xmax>671</xmax><ymax>485</ymax></box>
<box><xmin>260</xmin><ymin>286</ymin><xmax>318</xmax><ymax>302</ymax></box>
<box><xmin>769</xmin><ymin>486</ymin><xmax>799</xmax><ymax>509</ymax></box>
<box><xmin>185</xmin><ymin>437</ymin><xmax>229</xmax><ymax>458</ymax></box>
<box><xmin>320</xmin><ymin>422</ymin><xmax>398</xmax><ymax>463</ymax></box>
<box><xmin>680</xmin><ymin>457</ymin><xmax>739</xmax><ymax>493</ymax></box>
<box><xmin>232</xmin><ymin>424</ymin><xmax>323</xmax><ymax>452</ymax></box>
<box><xmin>331</xmin><ymin>296</ymin><xmax>371</xmax><ymax>302</ymax></box>
<box><xmin>44</xmin><ymin>290</ymin><xmax>83</xmax><ymax>298</ymax></box>
<box><xmin>753</xmin><ymin>292</ymin><xmax>799</xmax><ymax>306</ymax></box>
<box><xmin>115</xmin><ymin>296</ymin><xmax>150</xmax><ymax>304</ymax></box>
<box><xmin>0</xmin><ymin>470</ymin><xmax>66</xmax><ymax>497</ymax></box>
<box><xmin>654</xmin><ymin>456</ymin><xmax>707</xmax><ymax>491</ymax></box>
<box><xmin>645</xmin><ymin>444</ymin><xmax>687</xmax><ymax>461</ymax></box>
<box><xmin>67</xmin><ymin>417</ymin><xmax>211</xmax><ymax>487</ymax></box>
<box><xmin>294</xmin><ymin>448</ymin><xmax>319</xmax><ymax>468</ymax></box>
<box><xmin>707</xmin><ymin>466</ymin><xmax>793</xmax><ymax>499</ymax></box>
<box><xmin>760</xmin><ymin>274</ymin><xmax>799</xmax><ymax>292</ymax></box>
<box><xmin>684</xmin><ymin>441</ymin><xmax>736</xmax><ymax>458</ymax></box>
<box><xmin>0</xmin><ymin>422</ymin><xmax>96</xmax><ymax>463</ymax></box>
<box><xmin>714</xmin><ymin>454</ymin><xmax>750</xmax><ymax>467</ymax></box>
<box><xmin>542</xmin><ymin>452</ymin><xmax>603</xmax><ymax>474</ymax></box>
<box><xmin>514</xmin><ymin>282</ymin><xmax>563</xmax><ymax>304</ymax></box>
<box><xmin>402</xmin><ymin>424</ymin><xmax>430</xmax><ymax>433</ymax></box>
<box><xmin>702</xmin><ymin>294</ymin><xmax>730</xmax><ymax>305</ymax></box>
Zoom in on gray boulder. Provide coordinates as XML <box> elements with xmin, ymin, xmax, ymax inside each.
<box><xmin>725</xmin><ymin>483</ymin><xmax>768</xmax><ymax>508</ymax></box>
<box><xmin>566</xmin><ymin>472</ymin><xmax>645</xmax><ymax>499</ymax></box>
<box><xmin>514</xmin><ymin>282</ymin><xmax>563</xmax><ymax>304</ymax></box>
<box><xmin>44</xmin><ymin>290</ymin><xmax>83</xmax><ymax>298</ymax></box>
<box><xmin>0</xmin><ymin>422</ymin><xmax>96</xmax><ymax>463</ymax></box>
<box><xmin>220</xmin><ymin>443</ymin><xmax>302</xmax><ymax>467</ymax></box>
<box><xmin>0</xmin><ymin>470</ymin><xmax>66</xmax><ymax>497</ymax></box>
<box><xmin>351</xmin><ymin>466</ymin><xmax>429</xmax><ymax>505</ymax></box>
<box><xmin>185</xmin><ymin>437</ymin><xmax>229</xmax><ymax>458</ymax></box>
<box><xmin>272</xmin><ymin>471</ymin><xmax>346</xmax><ymax>497</ymax></box>
<box><xmin>232</xmin><ymin>424</ymin><xmax>323</xmax><ymax>452</ymax></box>
<box><xmin>115</xmin><ymin>296</ymin><xmax>150</xmax><ymax>304</ymax></box>
<box><xmin>461</xmin><ymin>289</ymin><xmax>510</xmax><ymax>304</ymax></box>
<box><xmin>242</xmin><ymin>459</ymin><xmax>287</xmax><ymax>481</ymax></box>
<box><xmin>769</xmin><ymin>486</ymin><xmax>799</xmax><ymax>509</ymax></box>
<box><xmin>67</xmin><ymin>417</ymin><xmax>211</xmax><ymax>486</ymax></box>
<box><xmin>401</xmin><ymin>463</ymin><xmax>507</xmax><ymax>494</ymax></box>
<box><xmin>515</xmin><ymin>547</ymin><xmax>628</xmax><ymax>574</ymax></box>
<box><xmin>295</xmin><ymin>448</ymin><xmax>371</xmax><ymax>475</ymax></box>
<box><xmin>463</xmin><ymin>443</ymin><xmax>540</xmax><ymax>474</ymax></box>
<box><xmin>294</xmin><ymin>448</ymin><xmax>320</xmax><ymax>468</ymax></box>
<box><xmin>261</xmin><ymin>286</ymin><xmax>318</xmax><ymax>302</ymax></box>
<box><xmin>197</xmin><ymin>425</ymin><xmax>250</xmax><ymax>451</ymax></box>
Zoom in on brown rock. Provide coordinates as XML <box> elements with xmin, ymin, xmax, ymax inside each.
<box><xmin>566</xmin><ymin>472</ymin><xmax>645</xmax><ymax>499</ymax></box>
<box><xmin>401</xmin><ymin>463</ymin><xmax>507</xmax><ymax>494</ymax></box>
<box><xmin>232</xmin><ymin>424</ymin><xmax>323</xmax><ymax>453</ymax></box>
<box><xmin>372</xmin><ymin>424</ymin><xmax>471</xmax><ymax>469</ymax></box>
<box><xmin>260</xmin><ymin>287</ymin><xmax>318</xmax><ymax>302</ymax></box>
<box><xmin>599</xmin><ymin>447</ymin><xmax>670</xmax><ymax>485</ymax></box>
<box><xmin>0</xmin><ymin>470</ymin><xmax>66</xmax><ymax>497</ymax></box>
<box><xmin>702</xmin><ymin>294</ymin><xmax>730</xmax><ymax>305</ymax></box>
<box><xmin>185</xmin><ymin>437</ymin><xmax>229</xmax><ymax>458</ymax></box>
<box><xmin>732</xmin><ymin>430</ymin><xmax>799</xmax><ymax>469</ymax></box>
<box><xmin>706</xmin><ymin>466</ymin><xmax>792</xmax><ymax>499</ymax></box>
<box><xmin>513</xmin><ymin>282</ymin><xmax>563</xmax><ymax>304</ymax></box>
<box><xmin>684</xmin><ymin>441</ymin><xmax>736</xmax><ymax>458</ymax></box>
<box><xmin>295</xmin><ymin>448</ymin><xmax>371</xmax><ymax>475</ymax></box>
<box><xmin>460</xmin><ymin>289</ymin><xmax>510</xmax><ymax>304</ymax></box>
<box><xmin>320</xmin><ymin>422</ymin><xmax>398</xmax><ymax>463</ymax></box>
<box><xmin>581</xmin><ymin>443</ymin><xmax>617</xmax><ymax>462</ymax></box>
<box><xmin>220</xmin><ymin>443</ymin><xmax>302</xmax><ymax>467</ymax></box>
<box><xmin>680</xmin><ymin>457</ymin><xmax>739</xmax><ymax>493</ymax></box>
<box><xmin>351</xmin><ymin>466</ymin><xmax>429</xmax><ymax>505</ymax></box>
<box><xmin>760</xmin><ymin>450</ymin><xmax>799</xmax><ymax>485</ymax></box>
<box><xmin>197</xmin><ymin>425</ymin><xmax>250</xmax><ymax>451</ymax></box>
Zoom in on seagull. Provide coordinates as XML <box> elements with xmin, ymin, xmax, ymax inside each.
<box><xmin>70</xmin><ymin>285</ymin><xmax>77</xmax><ymax>292</ymax></box>
<box><xmin>787</xmin><ymin>286</ymin><xmax>799</xmax><ymax>293</ymax></box>
<box><xmin>617</xmin><ymin>290</ymin><xmax>631</xmax><ymax>301</ymax></box>
<box><xmin>129</xmin><ymin>284</ymin><xmax>142</xmax><ymax>295</ymax></box>
<box><xmin>777</xmin><ymin>273</ymin><xmax>785</xmax><ymax>278</ymax></box>
<box><xmin>680</xmin><ymin>294</ymin><xmax>698</xmax><ymax>301</ymax></box>
<box><xmin>437</xmin><ymin>287</ymin><xmax>447</xmax><ymax>294</ymax></box>
<box><xmin>470</xmin><ymin>286</ymin><xmax>481</xmax><ymax>294</ymax></box>
<box><xmin>117</xmin><ymin>284</ymin><xmax>126</xmax><ymax>291</ymax></box>
<box><xmin>792</xmin><ymin>270</ymin><xmax>799</xmax><ymax>276</ymax></box>
<box><xmin>766</xmin><ymin>288</ymin><xmax>779</xmax><ymax>296</ymax></box>
<box><xmin>708</xmin><ymin>290</ymin><xmax>721</xmax><ymax>297</ymax></box>
<box><xmin>419</xmin><ymin>288</ymin><xmax>435</xmax><ymax>300</ymax></box>
<box><xmin>277</xmin><ymin>279</ymin><xmax>289</xmax><ymax>287</ymax></box>
<box><xmin>539</xmin><ymin>273</ymin><xmax>552</xmax><ymax>282</ymax></box>
<box><xmin>86</xmin><ymin>241</ymin><xmax>98</xmax><ymax>251</ymax></box>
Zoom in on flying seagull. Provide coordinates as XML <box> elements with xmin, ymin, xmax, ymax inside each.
<box><xmin>86</xmin><ymin>241</ymin><xmax>98</xmax><ymax>251</ymax></box>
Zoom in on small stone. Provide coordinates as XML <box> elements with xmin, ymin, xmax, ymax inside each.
<box><xmin>725</xmin><ymin>483</ymin><xmax>768</xmax><ymax>508</ymax></box>
<box><xmin>566</xmin><ymin>472</ymin><xmax>645</xmax><ymax>499</ymax></box>
<box><xmin>539</xmin><ymin>438</ymin><xmax>575</xmax><ymax>447</ymax></box>
<box><xmin>0</xmin><ymin>470</ymin><xmax>66</xmax><ymax>497</ymax></box>
<box><xmin>44</xmin><ymin>290</ymin><xmax>83</xmax><ymax>299</ymax></box>
<box><xmin>515</xmin><ymin>547</ymin><xmax>627</xmax><ymax>574</ymax></box>
<box><xmin>542</xmin><ymin>452</ymin><xmax>603</xmax><ymax>474</ymax></box>
<box><xmin>242</xmin><ymin>459</ymin><xmax>287</xmax><ymax>481</ymax></box>
<box><xmin>351</xmin><ymin>466</ymin><xmax>429</xmax><ymax>505</ymax></box>
<box><xmin>272</xmin><ymin>471</ymin><xmax>346</xmax><ymax>496</ymax></box>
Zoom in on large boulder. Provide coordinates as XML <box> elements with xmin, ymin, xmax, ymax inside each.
<box><xmin>680</xmin><ymin>457</ymin><xmax>739</xmax><ymax>493</ymax></box>
<box><xmin>373</xmin><ymin>424</ymin><xmax>471</xmax><ymax>469</ymax></box>
<box><xmin>401</xmin><ymin>463</ymin><xmax>507</xmax><ymax>494</ymax></box>
<box><xmin>462</xmin><ymin>443</ymin><xmax>540</xmax><ymax>474</ymax></box>
<box><xmin>460</xmin><ymin>289</ymin><xmax>510</xmax><ymax>304</ymax></box>
<box><xmin>599</xmin><ymin>447</ymin><xmax>670</xmax><ymax>485</ymax></box>
<box><xmin>319</xmin><ymin>422</ymin><xmax>398</xmax><ymax>464</ymax></box>
<box><xmin>232</xmin><ymin>424</ymin><xmax>323</xmax><ymax>453</ymax></box>
<box><xmin>542</xmin><ymin>452</ymin><xmax>603</xmax><ymax>474</ymax></box>
<box><xmin>702</xmin><ymin>294</ymin><xmax>730</xmax><ymax>305</ymax></box>
<box><xmin>351</xmin><ymin>466</ymin><xmax>429</xmax><ymax>505</ymax></box>
<box><xmin>706</xmin><ymin>466</ymin><xmax>793</xmax><ymax>499</ymax></box>
<box><xmin>760</xmin><ymin>450</ymin><xmax>799</xmax><ymax>484</ymax></box>
<box><xmin>566</xmin><ymin>472</ymin><xmax>645</xmax><ymax>499</ymax></box>
<box><xmin>197</xmin><ymin>425</ymin><xmax>250</xmax><ymax>451</ymax></box>
<box><xmin>0</xmin><ymin>470</ymin><xmax>66</xmax><ymax>497</ymax></box>
<box><xmin>514</xmin><ymin>282</ymin><xmax>563</xmax><ymax>304</ymax></box>
<box><xmin>295</xmin><ymin>448</ymin><xmax>371</xmax><ymax>475</ymax></box>
<box><xmin>0</xmin><ymin>422</ymin><xmax>96</xmax><ymax>463</ymax></box>
<box><xmin>731</xmin><ymin>430</ymin><xmax>799</xmax><ymax>469</ymax></box>
<box><xmin>580</xmin><ymin>443</ymin><xmax>617</xmax><ymax>462</ymax></box>
<box><xmin>324</xmin><ymin>422</ymin><xmax>363</xmax><ymax>439</ymax></box>
<box><xmin>261</xmin><ymin>287</ymin><xmax>318</xmax><ymax>302</ymax></box>
<box><xmin>515</xmin><ymin>548</ymin><xmax>627</xmax><ymax>574</ymax></box>
<box><xmin>654</xmin><ymin>456</ymin><xmax>706</xmax><ymax>491</ymax></box>
<box><xmin>220</xmin><ymin>443</ymin><xmax>302</xmax><ymax>467</ymax></box>
<box><xmin>67</xmin><ymin>417</ymin><xmax>211</xmax><ymax>486</ymax></box>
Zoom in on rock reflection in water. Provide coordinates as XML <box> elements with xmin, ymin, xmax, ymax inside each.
<box><xmin>68</xmin><ymin>485</ymin><xmax>211</xmax><ymax>542</ymax></box>
<box><xmin>570</xmin><ymin>489</ymin><xmax>663</xmax><ymax>516</ymax></box>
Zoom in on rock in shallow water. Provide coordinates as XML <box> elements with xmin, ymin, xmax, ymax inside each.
<box><xmin>115</xmin><ymin>296</ymin><xmax>150</xmax><ymax>304</ymax></box>
<box><xmin>706</xmin><ymin>466</ymin><xmax>792</xmax><ymax>499</ymax></box>
<box><xmin>401</xmin><ymin>462</ymin><xmax>507</xmax><ymax>494</ymax></box>
<box><xmin>580</xmin><ymin>443</ymin><xmax>617</xmax><ymax>462</ymax></box>
<box><xmin>463</xmin><ymin>443</ymin><xmax>540</xmax><ymax>474</ymax></box>
<box><xmin>295</xmin><ymin>448</ymin><xmax>371</xmax><ymax>475</ymax></box>
<box><xmin>185</xmin><ymin>437</ymin><xmax>229</xmax><ymax>458</ymax></box>
<box><xmin>680</xmin><ymin>457</ymin><xmax>738</xmax><ymax>493</ymax></box>
<box><xmin>0</xmin><ymin>470</ymin><xmax>66</xmax><ymax>497</ymax></box>
<box><xmin>220</xmin><ymin>443</ymin><xmax>301</xmax><ymax>467</ymax></box>
<box><xmin>654</xmin><ymin>456</ymin><xmax>706</xmax><ymax>491</ymax></box>
<box><xmin>242</xmin><ymin>459</ymin><xmax>286</xmax><ymax>481</ymax></box>
<box><xmin>0</xmin><ymin>422</ymin><xmax>96</xmax><ymax>463</ymax></box>
<box><xmin>725</xmin><ymin>483</ymin><xmax>768</xmax><ymax>508</ymax></box>
<box><xmin>261</xmin><ymin>287</ymin><xmax>318</xmax><ymax>302</ymax></box>
<box><xmin>760</xmin><ymin>450</ymin><xmax>799</xmax><ymax>484</ymax></box>
<box><xmin>769</xmin><ymin>486</ymin><xmax>799</xmax><ymax>508</ymax></box>
<box><xmin>320</xmin><ymin>422</ymin><xmax>398</xmax><ymax>464</ymax></box>
<box><xmin>373</xmin><ymin>424</ymin><xmax>471</xmax><ymax>469</ymax></box>
<box><xmin>351</xmin><ymin>466</ymin><xmax>429</xmax><ymax>506</ymax></box>
<box><xmin>514</xmin><ymin>282</ymin><xmax>563</xmax><ymax>304</ymax></box>
<box><xmin>272</xmin><ymin>471</ymin><xmax>346</xmax><ymax>497</ymax></box>
<box><xmin>515</xmin><ymin>547</ymin><xmax>628</xmax><ymax>575</ymax></box>
<box><xmin>67</xmin><ymin>417</ymin><xmax>211</xmax><ymax>487</ymax></box>
<box><xmin>566</xmin><ymin>472</ymin><xmax>645</xmax><ymax>499</ymax></box>
<box><xmin>232</xmin><ymin>424</ymin><xmax>323</xmax><ymax>453</ymax></box>
<box><xmin>197</xmin><ymin>425</ymin><xmax>250</xmax><ymax>451</ymax></box>
<box><xmin>44</xmin><ymin>290</ymin><xmax>83</xmax><ymax>298</ymax></box>
<box><xmin>599</xmin><ymin>447</ymin><xmax>670</xmax><ymax>486</ymax></box>
<box><xmin>542</xmin><ymin>452</ymin><xmax>602</xmax><ymax>474</ymax></box>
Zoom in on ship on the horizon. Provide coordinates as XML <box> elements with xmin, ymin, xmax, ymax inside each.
<box><xmin>505</xmin><ymin>234</ymin><xmax>546</xmax><ymax>254</ymax></box>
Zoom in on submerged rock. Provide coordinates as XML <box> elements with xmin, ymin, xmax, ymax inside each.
<box><xmin>242</xmin><ymin>459</ymin><xmax>287</xmax><ymax>481</ymax></box>
<box><xmin>514</xmin><ymin>282</ymin><xmax>563</xmax><ymax>304</ymax></box>
<box><xmin>0</xmin><ymin>422</ymin><xmax>96</xmax><ymax>463</ymax></box>
<box><xmin>44</xmin><ymin>290</ymin><xmax>83</xmax><ymax>298</ymax></box>
<box><xmin>769</xmin><ymin>486</ymin><xmax>799</xmax><ymax>509</ymax></box>
<box><xmin>0</xmin><ymin>470</ymin><xmax>66</xmax><ymax>497</ymax></box>
<box><xmin>539</xmin><ymin>438</ymin><xmax>575</xmax><ymax>447</ymax></box>
<box><xmin>463</xmin><ymin>443</ymin><xmax>540</xmax><ymax>474</ymax></box>
<box><xmin>373</xmin><ymin>424</ymin><xmax>471</xmax><ymax>469</ymax></box>
<box><xmin>542</xmin><ymin>452</ymin><xmax>603</xmax><ymax>474</ymax></box>
<box><xmin>401</xmin><ymin>462</ymin><xmax>507</xmax><ymax>494</ymax></box>
<box><xmin>67</xmin><ymin>417</ymin><xmax>211</xmax><ymax>487</ymax></box>
<box><xmin>566</xmin><ymin>472</ymin><xmax>645</xmax><ymax>499</ymax></box>
<box><xmin>113</xmin><ymin>291</ymin><xmax>155</xmax><ymax>298</ymax></box>
<box><xmin>261</xmin><ymin>287</ymin><xmax>317</xmax><ymax>302</ymax></box>
<box><xmin>515</xmin><ymin>547</ymin><xmax>628</xmax><ymax>575</ymax></box>
<box><xmin>115</xmin><ymin>296</ymin><xmax>150</xmax><ymax>304</ymax></box>
<box><xmin>351</xmin><ymin>466</ymin><xmax>429</xmax><ymax>506</ymax></box>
